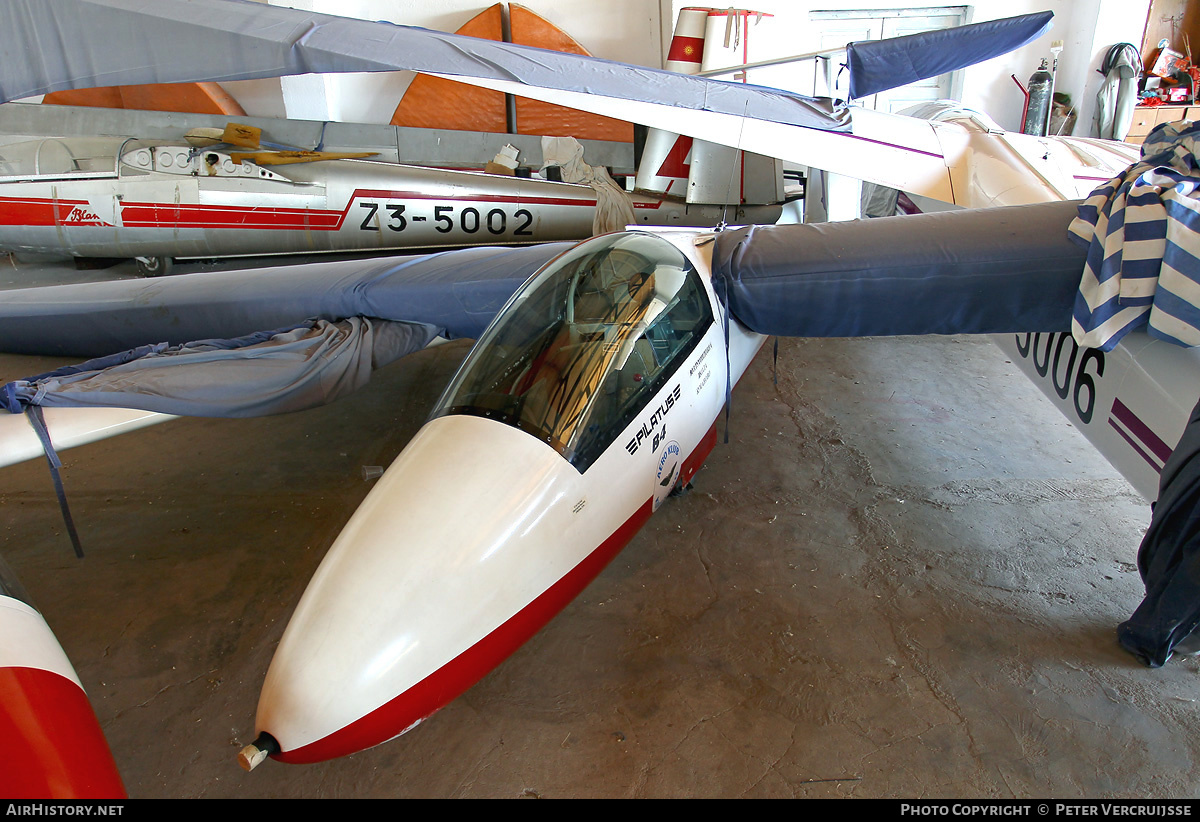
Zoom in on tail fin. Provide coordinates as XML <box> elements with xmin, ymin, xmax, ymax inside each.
<box><xmin>636</xmin><ymin>7</ymin><xmax>782</xmax><ymax>206</ymax></box>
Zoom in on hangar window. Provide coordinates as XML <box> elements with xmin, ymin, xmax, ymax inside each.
<box><xmin>434</xmin><ymin>232</ymin><xmax>712</xmax><ymax>471</ymax></box>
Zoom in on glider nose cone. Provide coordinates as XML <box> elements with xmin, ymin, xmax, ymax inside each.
<box><xmin>253</xmin><ymin>414</ymin><xmax>583</xmax><ymax>764</ymax></box>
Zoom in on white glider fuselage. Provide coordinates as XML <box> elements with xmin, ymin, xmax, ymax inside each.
<box><xmin>924</xmin><ymin>116</ymin><xmax>1139</xmax><ymax>209</ymax></box>
<box><xmin>888</xmin><ymin>106</ymin><xmax>1199</xmax><ymax>503</ymax></box>
<box><xmin>253</xmin><ymin>230</ymin><xmax>765</xmax><ymax>762</ymax></box>
<box><xmin>0</xmin><ymin>0</ymin><xmax>1189</xmax><ymax>790</ymax></box>
<box><xmin>447</xmin><ymin>77</ymin><xmax>1138</xmax><ymax>212</ymax></box>
<box><xmin>997</xmin><ymin>330</ymin><xmax>1200</xmax><ymax>502</ymax></box>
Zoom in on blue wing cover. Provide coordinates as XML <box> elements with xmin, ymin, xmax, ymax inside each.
<box><xmin>846</xmin><ymin>12</ymin><xmax>1053</xmax><ymax>100</ymax></box>
<box><xmin>0</xmin><ymin>243</ymin><xmax>569</xmax><ymax>358</ymax></box>
<box><xmin>1</xmin><ymin>201</ymin><xmax>1093</xmax><ymax>419</ymax></box>
<box><xmin>0</xmin><ymin>243</ymin><xmax>568</xmax><ymax>418</ymax></box>
<box><xmin>711</xmin><ymin>200</ymin><xmax>1086</xmax><ymax>338</ymax></box>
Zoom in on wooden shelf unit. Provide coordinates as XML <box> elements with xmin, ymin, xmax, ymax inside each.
<box><xmin>1126</xmin><ymin>105</ymin><xmax>1199</xmax><ymax>143</ymax></box>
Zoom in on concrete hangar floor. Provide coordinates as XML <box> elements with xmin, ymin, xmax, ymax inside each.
<box><xmin>0</xmin><ymin>255</ymin><xmax>1195</xmax><ymax>799</ymax></box>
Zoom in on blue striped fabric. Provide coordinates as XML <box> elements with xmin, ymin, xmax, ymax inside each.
<box><xmin>1071</xmin><ymin>120</ymin><xmax>1200</xmax><ymax>351</ymax></box>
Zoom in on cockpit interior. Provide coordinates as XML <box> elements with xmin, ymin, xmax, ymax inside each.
<box><xmin>434</xmin><ymin>232</ymin><xmax>714</xmax><ymax>469</ymax></box>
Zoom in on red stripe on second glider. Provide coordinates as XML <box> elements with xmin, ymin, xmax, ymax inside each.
<box><xmin>0</xmin><ymin>189</ymin><xmax>603</xmax><ymax>232</ymax></box>
<box><xmin>0</xmin><ymin>666</ymin><xmax>125</xmax><ymax>799</ymax></box>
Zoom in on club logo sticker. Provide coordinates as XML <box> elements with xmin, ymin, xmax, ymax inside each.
<box><xmin>653</xmin><ymin>439</ymin><xmax>681</xmax><ymax>511</ymax></box>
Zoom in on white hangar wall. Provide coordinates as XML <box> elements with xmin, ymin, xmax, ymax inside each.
<box><xmin>658</xmin><ymin>0</ymin><xmax>1152</xmax><ymax>135</ymax></box>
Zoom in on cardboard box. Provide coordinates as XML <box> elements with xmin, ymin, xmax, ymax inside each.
<box><xmin>1151</xmin><ymin>47</ymin><xmax>1187</xmax><ymax>78</ymax></box>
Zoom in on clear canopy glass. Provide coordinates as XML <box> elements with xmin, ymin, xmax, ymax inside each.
<box><xmin>433</xmin><ymin>232</ymin><xmax>713</xmax><ymax>470</ymax></box>
<box><xmin>0</xmin><ymin>137</ymin><xmax>128</xmax><ymax>180</ymax></box>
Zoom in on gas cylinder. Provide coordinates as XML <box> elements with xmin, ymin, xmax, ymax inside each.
<box><xmin>1022</xmin><ymin>59</ymin><xmax>1053</xmax><ymax>135</ymax></box>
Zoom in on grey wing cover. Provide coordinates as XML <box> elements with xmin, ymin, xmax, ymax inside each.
<box><xmin>0</xmin><ymin>243</ymin><xmax>568</xmax><ymax>419</ymax></box>
<box><xmin>0</xmin><ymin>0</ymin><xmax>847</xmax><ymax>133</ymax></box>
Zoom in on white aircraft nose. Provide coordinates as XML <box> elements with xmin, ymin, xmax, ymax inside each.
<box><xmin>250</xmin><ymin>414</ymin><xmax>593</xmax><ymax>764</ymax></box>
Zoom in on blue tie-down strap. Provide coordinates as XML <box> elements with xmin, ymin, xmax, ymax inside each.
<box><xmin>22</xmin><ymin>405</ymin><xmax>84</xmax><ymax>558</ymax></box>
<box><xmin>1</xmin><ymin>317</ymin><xmax>441</xmax><ymax>557</ymax></box>
<box><xmin>2</xmin><ymin>343</ymin><xmax>175</xmax><ymax>560</ymax></box>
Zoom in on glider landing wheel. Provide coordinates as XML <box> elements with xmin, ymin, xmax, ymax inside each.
<box><xmin>669</xmin><ymin>480</ymin><xmax>694</xmax><ymax>499</ymax></box>
<box><xmin>135</xmin><ymin>256</ymin><xmax>173</xmax><ymax>277</ymax></box>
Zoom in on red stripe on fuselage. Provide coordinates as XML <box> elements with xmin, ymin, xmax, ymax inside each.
<box><xmin>0</xmin><ymin>197</ymin><xmax>88</xmax><ymax>227</ymax></box>
<box><xmin>680</xmin><ymin>423</ymin><xmax>718</xmax><ymax>488</ymax></box>
<box><xmin>119</xmin><ymin>202</ymin><xmax>342</xmax><ymax>230</ymax></box>
<box><xmin>277</xmin><ymin>420</ymin><xmax>723</xmax><ymax>764</ymax></box>
<box><xmin>275</xmin><ymin>497</ymin><xmax>655</xmax><ymax>763</ymax></box>
<box><xmin>0</xmin><ymin>666</ymin><xmax>125</xmax><ymax>799</ymax></box>
<box><xmin>0</xmin><ymin>188</ymin><xmax>603</xmax><ymax>232</ymax></box>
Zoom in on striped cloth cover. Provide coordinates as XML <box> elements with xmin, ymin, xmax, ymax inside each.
<box><xmin>1071</xmin><ymin>120</ymin><xmax>1200</xmax><ymax>351</ymax></box>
